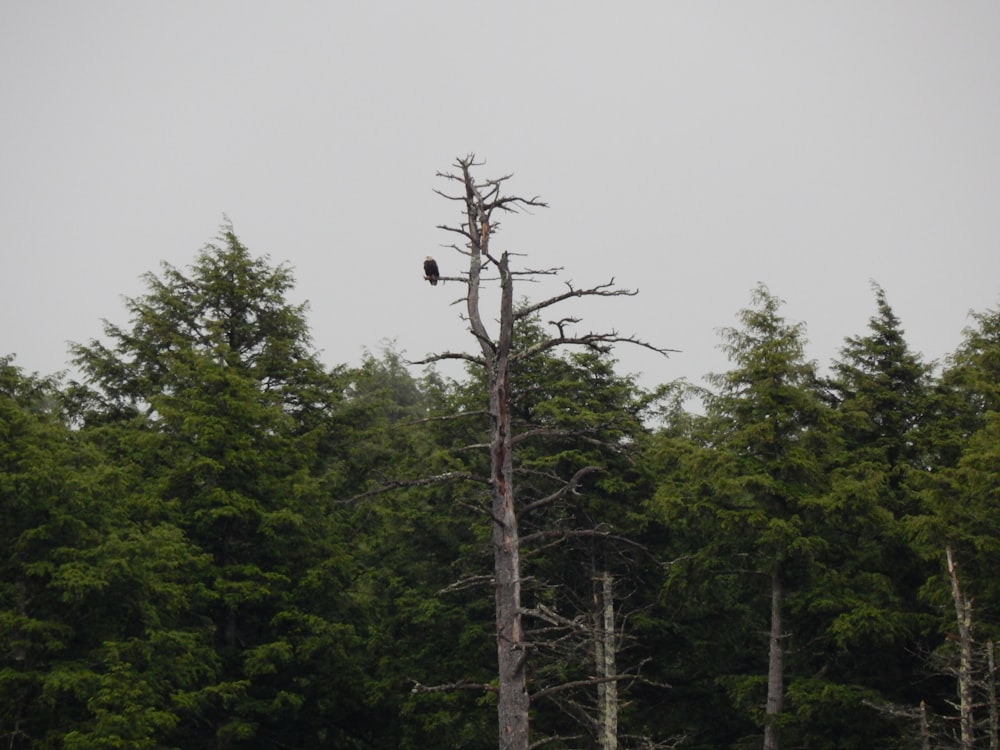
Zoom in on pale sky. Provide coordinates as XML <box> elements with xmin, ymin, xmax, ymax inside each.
<box><xmin>2</xmin><ymin>2</ymin><xmax>998</xmax><ymax>395</ymax></box>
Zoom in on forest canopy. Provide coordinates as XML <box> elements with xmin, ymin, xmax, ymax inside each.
<box><xmin>2</xmin><ymin>221</ymin><xmax>999</xmax><ymax>750</ymax></box>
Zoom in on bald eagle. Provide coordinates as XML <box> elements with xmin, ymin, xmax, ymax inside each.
<box><xmin>423</xmin><ymin>256</ymin><xmax>440</xmax><ymax>286</ymax></box>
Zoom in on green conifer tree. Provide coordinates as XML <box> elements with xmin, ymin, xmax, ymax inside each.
<box><xmin>69</xmin><ymin>225</ymin><xmax>361</xmax><ymax>748</ymax></box>
<box><xmin>652</xmin><ymin>285</ymin><xmax>833</xmax><ymax>750</ymax></box>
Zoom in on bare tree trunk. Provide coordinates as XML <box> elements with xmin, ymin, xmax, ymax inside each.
<box><xmin>456</xmin><ymin>158</ymin><xmax>529</xmax><ymax>750</ymax></box>
<box><xmin>594</xmin><ymin>571</ymin><xmax>618</xmax><ymax>750</ymax></box>
<box><xmin>597</xmin><ymin>571</ymin><xmax>618</xmax><ymax>750</ymax></box>
<box><xmin>988</xmin><ymin>641</ymin><xmax>998</xmax><ymax>750</ymax></box>
<box><xmin>764</xmin><ymin>570</ymin><xmax>785</xmax><ymax>750</ymax></box>
<box><xmin>490</xmin><ymin>253</ymin><xmax>529</xmax><ymax>750</ymax></box>
<box><xmin>947</xmin><ymin>546</ymin><xmax>975</xmax><ymax>750</ymax></box>
<box><xmin>920</xmin><ymin>700</ymin><xmax>931</xmax><ymax>750</ymax></box>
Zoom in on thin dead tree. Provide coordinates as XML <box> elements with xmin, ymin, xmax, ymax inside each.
<box><xmin>989</xmin><ymin>641</ymin><xmax>999</xmax><ymax>750</ymax></box>
<box><xmin>416</xmin><ymin>155</ymin><xmax>673</xmax><ymax>750</ymax></box>
<box><xmin>947</xmin><ymin>545</ymin><xmax>976</xmax><ymax>750</ymax></box>
<box><xmin>764</xmin><ymin>570</ymin><xmax>786</xmax><ymax>750</ymax></box>
<box><xmin>868</xmin><ymin>547</ymin><xmax>1000</xmax><ymax>750</ymax></box>
<box><xmin>595</xmin><ymin>570</ymin><xmax>619</xmax><ymax>750</ymax></box>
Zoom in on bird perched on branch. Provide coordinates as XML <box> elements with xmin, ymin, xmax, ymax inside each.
<box><xmin>423</xmin><ymin>256</ymin><xmax>440</xmax><ymax>285</ymax></box>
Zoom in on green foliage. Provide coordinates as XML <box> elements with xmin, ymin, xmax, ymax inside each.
<box><xmin>648</xmin><ymin>286</ymin><xmax>859</xmax><ymax>745</ymax></box>
<box><xmin>58</xmin><ymin>226</ymin><xmax>363</xmax><ymax>748</ymax></box>
<box><xmin>797</xmin><ymin>285</ymin><xmax>938</xmax><ymax>717</ymax></box>
<box><xmin>912</xmin><ymin>304</ymin><xmax>1000</xmax><ymax>645</ymax></box>
<box><xmin>1</xmin><ymin>356</ymin><xmax>221</xmax><ymax>748</ymax></box>
<box><xmin>4</xmin><ymin>229</ymin><xmax>1000</xmax><ymax>750</ymax></box>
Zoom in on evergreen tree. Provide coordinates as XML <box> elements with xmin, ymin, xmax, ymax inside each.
<box><xmin>794</xmin><ymin>284</ymin><xmax>938</xmax><ymax>745</ymax></box>
<box><xmin>896</xmin><ymin>303</ymin><xmax>1000</xmax><ymax>744</ymax></box>
<box><xmin>68</xmin><ymin>225</ymin><xmax>361</xmax><ymax>748</ymax></box>
<box><xmin>925</xmin><ymin>303</ymin><xmax>1000</xmax><ymax>470</ymax></box>
<box><xmin>827</xmin><ymin>283</ymin><xmax>934</xmax><ymax>512</ymax></box>
<box><xmin>1</xmin><ymin>357</ymin><xmax>216</xmax><ymax>749</ymax></box>
<box><xmin>339</xmin><ymin>348</ymin><xmax>497</xmax><ymax>749</ymax></box>
<box><xmin>651</xmin><ymin>285</ymin><xmax>834</xmax><ymax>749</ymax></box>
<box><xmin>0</xmin><ymin>358</ymin><xmax>92</xmax><ymax>748</ymax></box>
<box><xmin>913</xmin><ymin>306</ymin><xmax>1000</xmax><ymax>628</ymax></box>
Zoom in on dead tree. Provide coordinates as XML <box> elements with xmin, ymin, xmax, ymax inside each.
<box><xmin>989</xmin><ymin>641</ymin><xmax>999</xmax><ymax>750</ymax></box>
<box><xmin>417</xmin><ymin>155</ymin><xmax>673</xmax><ymax>750</ymax></box>
<box><xmin>947</xmin><ymin>546</ymin><xmax>976</xmax><ymax>750</ymax></box>
<box><xmin>921</xmin><ymin>700</ymin><xmax>932</xmax><ymax>750</ymax></box>
<box><xmin>595</xmin><ymin>570</ymin><xmax>619</xmax><ymax>750</ymax></box>
<box><xmin>764</xmin><ymin>569</ymin><xmax>786</xmax><ymax>750</ymax></box>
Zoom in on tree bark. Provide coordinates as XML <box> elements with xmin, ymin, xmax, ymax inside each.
<box><xmin>490</xmin><ymin>252</ymin><xmax>529</xmax><ymax>750</ymax></box>
<box><xmin>764</xmin><ymin>569</ymin><xmax>785</xmax><ymax>750</ymax></box>
<box><xmin>455</xmin><ymin>157</ymin><xmax>530</xmax><ymax>750</ymax></box>
<box><xmin>920</xmin><ymin>700</ymin><xmax>931</xmax><ymax>750</ymax></box>
<box><xmin>596</xmin><ymin>571</ymin><xmax>619</xmax><ymax>750</ymax></box>
<box><xmin>988</xmin><ymin>641</ymin><xmax>998</xmax><ymax>750</ymax></box>
<box><xmin>947</xmin><ymin>546</ymin><xmax>975</xmax><ymax>750</ymax></box>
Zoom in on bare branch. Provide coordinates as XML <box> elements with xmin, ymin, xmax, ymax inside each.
<box><xmin>521</xmin><ymin>527</ymin><xmax>645</xmax><ymax>550</ymax></box>
<box><xmin>435</xmin><ymin>223</ymin><xmax>477</xmax><ymax>241</ymax></box>
<box><xmin>531</xmin><ymin>675</ymin><xmax>640</xmax><ymax>702</ymax></box>
<box><xmin>422</xmin><ymin>275</ymin><xmax>469</xmax><ymax>287</ymax></box>
<box><xmin>516</xmin><ymin>330</ymin><xmax>678</xmax><ymax>361</ymax></box>
<box><xmin>398</xmin><ymin>410</ymin><xmax>491</xmax><ymax>427</ymax></box>
<box><xmin>513</xmin><ymin>279</ymin><xmax>634</xmax><ymax>320</ymax></box>
<box><xmin>511</xmin><ymin>427</ymin><xmax>616</xmax><ymax>449</ymax></box>
<box><xmin>407</xmin><ymin>351</ymin><xmax>485</xmax><ymax>367</ymax></box>
<box><xmin>455</xmin><ymin>441</ymin><xmax>490</xmax><ymax>452</ymax></box>
<box><xmin>432</xmin><ymin>187</ymin><xmax>472</xmax><ymax>202</ymax></box>
<box><xmin>528</xmin><ymin>735</ymin><xmax>585</xmax><ymax>749</ymax></box>
<box><xmin>546</xmin><ymin>317</ymin><xmax>581</xmax><ymax>339</ymax></box>
<box><xmin>491</xmin><ymin>194</ymin><xmax>549</xmax><ymax>213</ymax></box>
<box><xmin>348</xmin><ymin>471</ymin><xmax>490</xmax><ymax>502</ymax></box>
<box><xmin>439</xmin><ymin>574</ymin><xmax>496</xmax><ymax>595</ymax></box>
<box><xmin>512</xmin><ymin>266</ymin><xmax>563</xmax><ymax>277</ymax></box>
<box><xmin>523</xmin><ymin>603</ymin><xmax>590</xmax><ymax>631</ymax></box>
<box><xmin>411</xmin><ymin>680</ymin><xmax>496</xmax><ymax>694</ymax></box>
<box><xmin>520</xmin><ymin>466</ymin><xmax>602</xmax><ymax>515</ymax></box>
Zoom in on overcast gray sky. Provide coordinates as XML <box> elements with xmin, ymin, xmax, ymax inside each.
<box><xmin>2</xmin><ymin>2</ymin><xmax>998</xmax><ymax>394</ymax></box>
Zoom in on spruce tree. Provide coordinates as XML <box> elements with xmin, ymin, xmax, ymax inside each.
<box><xmin>68</xmin><ymin>225</ymin><xmax>361</xmax><ymax>748</ymax></box>
<box><xmin>798</xmin><ymin>284</ymin><xmax>938</xmax><ymax>745</ymax></box>
<box><xmin>1</xmin><ymin>357</ymin><xmax>217</xmax><ymax>749</ymax></box>
<box><xmin>653</xmin><ymin>285</ymin><xmax>833</xmax><ymax>750</ymax></box>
